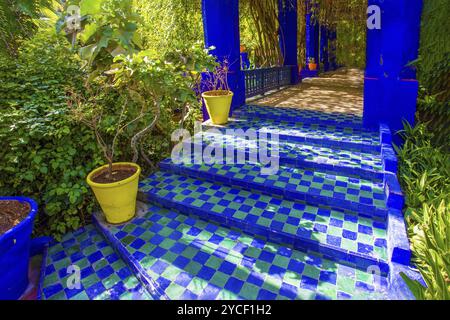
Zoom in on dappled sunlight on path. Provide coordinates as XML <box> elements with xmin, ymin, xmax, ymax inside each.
<box><xmin>251</xmin><ymin>68</ymin><xmax>364</xmax><ymax>116</ymax></box>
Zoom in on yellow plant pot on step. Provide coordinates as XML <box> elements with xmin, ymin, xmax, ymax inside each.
<box><xmin>202</xmin><ymin>90</ymin><xmax>234</xmax><ymax>125</ymax></box>
<box><xmin>87</xmin><ymin>162</ymin><xmax>141</xmax><ymax>224</ymax></box>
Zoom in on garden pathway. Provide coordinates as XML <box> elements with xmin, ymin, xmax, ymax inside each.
<box><xmin>251</xmin><ymin>68</ymin><xmax>364</xmax><ymax>116</ymax></box>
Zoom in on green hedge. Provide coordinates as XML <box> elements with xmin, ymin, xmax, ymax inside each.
<box><xmin>0</xmin><ymin>30</ymin><xmax>104</xmax><ymax>239</ymax></box>
<box><xmin>416</xmin><ymin>0</ymin><xmax>450</xmax><ymax>148</ymax></box>
<box><xmin>397</xmin><ymin>124</ymin><xmax>450</xmax><ymax>300</ymax></box>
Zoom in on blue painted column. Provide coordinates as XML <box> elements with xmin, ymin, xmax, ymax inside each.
<box><xmin>278</xmin><ymin>0</ymin><xmax>299</xmax><ymax>84</ymax></box>
<box><xmin>363</xmin><ymin>0</ymin><xmax>423</xmax><ymax>145</ymax></box>
<box><xmin>320</xmin><ymin>25</ymin><xmax>329</xmax><ymax>72</ymax></box>
<box><xmin>302</xmin><ymin>0</ymin><xmax>319</xmax><ymax>78</ymax></box>
<box><xmin>201</xmin><ymin>0</ymin><xmax>245</xmax><ymax>120</ymax></box>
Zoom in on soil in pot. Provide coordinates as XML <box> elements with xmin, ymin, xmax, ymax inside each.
<box><xmin>205</xmin><ymin>90</ymin><xmax>232</xmax><ymax>96</ymax></box>
<box><xmin>0</xmin><ymin>200</ymin><xmax>31</xmax><ymax>234</ymax></box>
<box><xmin>91</xmin><ymin>164</ymin><xmax>138</xmax><ymax>184</ymax></box>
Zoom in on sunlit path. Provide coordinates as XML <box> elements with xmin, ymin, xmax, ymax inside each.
<box><xmin>251</xmin><ymin>69</ymin><xmax>364</xmax><ymax>116</ymax></box>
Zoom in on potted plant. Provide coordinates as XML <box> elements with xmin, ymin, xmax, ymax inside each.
<box><xmin>60</xmin><ymin>2</ymin><xmax>215</xmax><ymax>225</ymax></box>
<box><xmin>0</xmin><ymin>197</ymin><xmax>38</xmax><ymax>300</ymax></box>
<box><xmin>69</xmin><ymin>86</ymin><xmax>144</xmax><ymax>225</ymax></box>
<box><xmin>69</xmin><ymin>48</ymin><xmax>197</xmax><ymax>224</ymax></box>
<box><xmin>201</xmin><ymin>61</ymin><xmax>234</xmax><ymax>125</ymax></box>
<box><xmin>308</xmin><ymin>57</ymin><xmax>317</xmax><ymax>71</ymax></box>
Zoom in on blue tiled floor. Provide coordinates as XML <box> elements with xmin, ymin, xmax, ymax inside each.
<box><xmin>39</xmin><ymin>105</ymin><xmax>412</xmax><ymax>300</ymax></box>
<box><xmin>183</xmin><ymin>131</ymin><xmax>384</xmax><ymax>180</ymax></box>
<box><xmin>40</xmin><ymin>225</ymin><xmax>152</xmax><ymax>300</ymax></box>
<box><xmin>203</xmin><ymin>117</ymin><xmax>380</xmax><ymax>151</ymax></box>
<box><xmin>139</xmin><ymin>172</ymin><xmax>389</xmax><ymax>267</ymax></box>
<box><xmin>94</xmin><ymin>205</ymin><xmax>389</xmax><ymax>300</ymax></box>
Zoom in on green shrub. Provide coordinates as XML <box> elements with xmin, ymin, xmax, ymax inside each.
<box><xmin>0</xmin><ymin>29</ymin><xmax>104</xmax><ymax>239</ymax></box>
<box><xmin>415</xmin><ymin>0</ymin><xmax>450</xmax><ymax>150</ymax></box>
<box><xmin>396</xmin><ymin>123</ymin><xmax>450</xmax><ymax>300</ymax></box>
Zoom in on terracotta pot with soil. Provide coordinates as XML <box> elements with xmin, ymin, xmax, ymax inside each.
<box><xmin>87</xmin><ymin>162</ymin><xmax>141</xmax><ymax>224</ymax></box>
<box><xmin>0</xmin><ymin>197</ymin><xmax>38</xmax><ymax>300</ymax></box>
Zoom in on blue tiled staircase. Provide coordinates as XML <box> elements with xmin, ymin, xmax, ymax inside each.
<box><xmin>40</xmin><ymin>105</ymin><xmax>419</xmax><ymax>300</ymax></box>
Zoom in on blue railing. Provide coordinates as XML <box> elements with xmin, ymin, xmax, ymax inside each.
<box><xmin>243</xmin><ymin>66</ymin><xmax>293</xmax><ymax>98</ymax></box>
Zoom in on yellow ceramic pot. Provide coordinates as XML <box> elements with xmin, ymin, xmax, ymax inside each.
<box><xmin>202</xmin><ymin>90</ymin><xmax>234</xmax><ymax>125</ymax></box>
<box><xmin>87</xmin><ymin>162</ymin><xmax>141</xmax><ymax>224</ymax></box>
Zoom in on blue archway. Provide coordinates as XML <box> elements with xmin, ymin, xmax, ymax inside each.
<box><xmin>201</xmin><ymin>0</ymin><xmax>423</xmax><ymax>141</ymax></box>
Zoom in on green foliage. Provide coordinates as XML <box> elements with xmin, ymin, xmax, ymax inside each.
<box><xmin>336</xmin><ymin>19</ymin><xmax>366</xmax><ymax>69</ymax></box>
<box><xmin>0</xmin><ymin>29</ymin><xmax>103</xmax><ymax>238</ymax></box>
<box><xmin>0</xmin><ymin>0</ymin><xmax>55</xmax><ymax>57</ymax></box>
<box><xmin>416</xmin><ymin>88</ymin><xmax>450</xmax><ymax>150</ymax></box>
<box><xmin>60</xmin><ymin>0</ymin><xmax>216</xmax><ymax>170</ymax></box>
<box><xmin>417</xmin><ymin>0</ymin><xmax>450</xmax><ymax>98</ymax></box>
<box><xmin>134</xmin><ymin>0</ymin><xmax>203</xmax><ymax>57</ymax></box>
<box><xmin>56</xmin><ymin>0</ymin><xmax>143</xmax><ymax>71</ymax></box>
<box><xmin>0</xmin><ymin>1</ymin><xmax>216</xmax><ymax>238</ymax></box>
<box><xmin>396</xmin><ymin>123</ymin><xmax>450</xmax><ymax>300</ymax></box>
<box><xmin>415</xmin><ymin>0</ymin><xmax>450</xmax><ymax>149</ymax></box>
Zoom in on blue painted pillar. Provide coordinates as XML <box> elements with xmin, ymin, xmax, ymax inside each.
<box><xmin>202</xmin><ymin>0</ymin><xmax>245</xmax><ymax>120</ymax></box>
<box><xmin>302</xmin><ymin>0</ymin><xmax>319</xmax><ymax>78</ymax></box>
<box><xmin>278</xmin><ymin>0</ymin><xmax>299</xmax><ymax>84</ymax></box>
<box><xmin>363</xmin><ymin>0</ymin><xmax>423</xmax><ymax>145</ymax></box>
<box><xmin>320</xmin><ymin>25</ymin><xmax>329</xmax><ymax>72</ymax></box>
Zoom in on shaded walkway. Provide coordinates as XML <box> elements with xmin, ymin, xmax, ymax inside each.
<box><xmin>250</xmin><ymin>68</ymin><xmax>364</xmax><ymax>116</ymax></box>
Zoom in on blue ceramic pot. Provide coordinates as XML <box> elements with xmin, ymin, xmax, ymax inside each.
<box><xmin>0</xmin><ymin>197</ymin><xmax>38</xmax><ymax>300</ymax></box>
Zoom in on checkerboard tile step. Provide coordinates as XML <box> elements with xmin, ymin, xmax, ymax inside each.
<box><xmin>94</xmin><ymin>205</ymin><xmax>389</xmax><ymax>300</ymax></box>
<box><xmin>39</xmin><ymin>225</ymin><xmax>152</xmax><ymax>300</ymax></box>
<box><xmin>203</xmin><ymin>116</ymin><xmax>380</xmax><ymax>153</ymax></box>
<box><xmin>233</xmin><ymin>105</ymin><xmax>364</xmax><ymax>129</ymax></box>
<box><xmin>139</xmin><ymin>172</ymin><xmax>389</xmax><ymax>272</ymax></box>
<box><xmin>159</xmin><ymin>158</ymin><xmax>388</xmax><ymax>219</ymax></box>
<box><xmin>183</xmin><ymin>131</ymin><xmax>385</xmax><ymax>180</ymax></box>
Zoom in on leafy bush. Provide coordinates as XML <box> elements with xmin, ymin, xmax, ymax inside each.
<box><xmin>416</xmin><ymin>87</ymin><xmax>450</xmax><ymax>150</ymax></box>
<box><xmin>0</xmin><ymin>0</ymin><xmax>217</xmax><ymax>239</ymax></box>
<box><xmin>396</xmin><ymin>123</ymin><xmax>450</xmax><ymax>300</ymax></box>
<box><xmin>415</xmin><ymin>0</ymin><xmax>450</xmax><ymax>149</ymax></box>
<box><xmin>0</xmin><ymin>29</ymin><xmax>104</xmax><ymax>238</ymax></box>
<box><xmin>0</xmin><ymin>0</ymin><xmax>54</xmax><ymax>57</ymax></box>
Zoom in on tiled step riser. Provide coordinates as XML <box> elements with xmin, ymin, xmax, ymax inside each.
<box><xmin>159</xmin><ymin>161</ymin><xmax>388</xmax><ymax>220</ymax></box>
<box><xmin>202</xmin><ymin>124</ymin><xmax>381</xmax><ymax>154</ymax></box>
<box><xmin>185</xmin><ymin>141</ymin><xmax>384</xmax><ymax>181</ymax></box>
<box><xmin>232</xmin><ymin>113</ymin><xmax>364</xmax><ymax>130</ymax></box>
<box><xmin>141</xmin><ymin>192</ymin><xmax>389</xmax><ymax>276</ymax></box>
<box><xmin>234</xmin><ymin>105</ymin><xmax>364</xmax><ymax>126</ymax></box>
<box><xmin>92</xmin><ymin>215</ymin><xmax>168</xmax><ymax>300</ymax></box>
